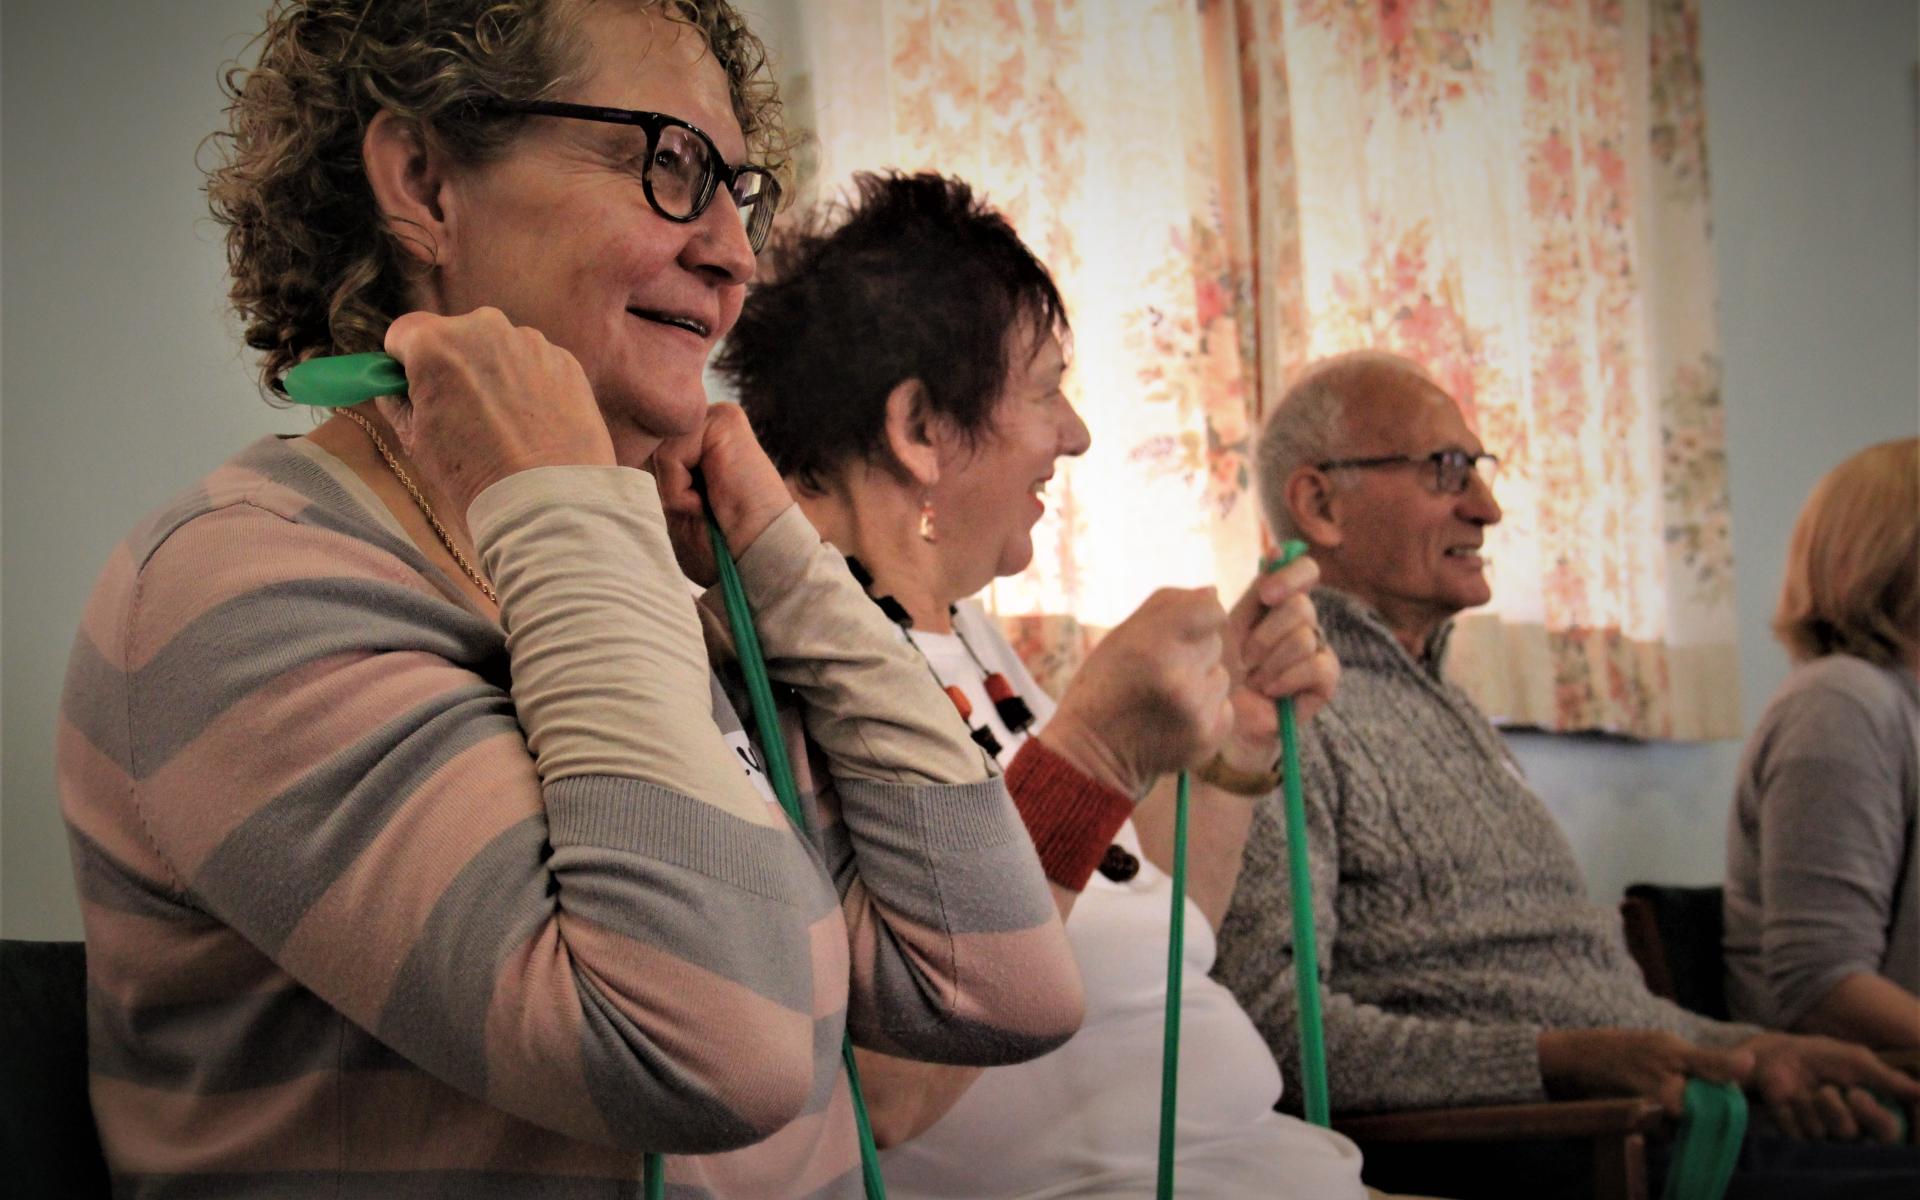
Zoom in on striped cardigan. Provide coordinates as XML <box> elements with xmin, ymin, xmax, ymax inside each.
<box><xmin>59</xmin><ymin>436</ymin><xmax>1081</xmax><ymax>1197</ymax></box>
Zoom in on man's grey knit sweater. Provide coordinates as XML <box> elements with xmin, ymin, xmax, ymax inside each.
<box><xmin>1212</xmin><ymin>588</ymin><xmax>1756</xmax><ymax>1114</ymax></box>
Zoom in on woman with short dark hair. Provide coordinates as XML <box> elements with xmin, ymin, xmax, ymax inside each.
<box><xmin>721</xmin><ymin>171</ymin><xmax>1376</xmax><ymax>1200</ymax></box>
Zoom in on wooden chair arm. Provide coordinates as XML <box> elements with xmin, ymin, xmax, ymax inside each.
<box><xmin>1334</xmin><ymin>1096</ymin><xmax>1671</xmax><ymax>1144</ymax></box>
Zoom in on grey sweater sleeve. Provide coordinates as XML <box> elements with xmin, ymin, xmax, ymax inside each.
<box><xmin>1747</xmin><ymin>676</ymin><xmax>1914</xmax><ymax>1026</ymax></box>
<box><xmin>724</xmin><ymin>505</ymin><xmax>994</xmax><ymax>786</ymax></box>
<box><xmin>717</xmin><ymin>506</ymin><xmax>1082</xmax><ymax>1065</ymax></box>
<box><xmin>1215</xmin><ymin>718</ymin><xmax>1546</xmax><ymax>1113</ymax></box>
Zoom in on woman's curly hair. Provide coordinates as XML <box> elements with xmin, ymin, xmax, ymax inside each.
<box><xmin>206</xmin><ymin>0</ymin><xmax>789</xmax><ymax>401</ymax></box>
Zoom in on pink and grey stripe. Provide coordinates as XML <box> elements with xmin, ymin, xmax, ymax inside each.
<box><xmin>60</xmin><ymin>436</ymin><xmax>1081</xmax><ymax>1197</ymax></box>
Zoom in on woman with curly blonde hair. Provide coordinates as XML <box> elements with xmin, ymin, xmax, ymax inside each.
<box><xmin>58</xmin><ymin>3</ymin><xmax>1083</xmax><ymax>1195</ymax></box>
<box><xmin>1725</xmin><ymin>437</ymin><xmax>1920</xmax><ymax>1052</ymax></box>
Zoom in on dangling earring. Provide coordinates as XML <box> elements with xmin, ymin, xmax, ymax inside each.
<box><xmin>918</xmin><ymin>496</ymin><xmax>938</xmax><ymax>543</ymax></box>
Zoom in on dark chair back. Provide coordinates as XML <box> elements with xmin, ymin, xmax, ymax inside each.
<box><xmin>1</xmin><ymin>939</ymin><xmax>111</xmax><ymax>1199</ymax></box>
<box><xmin>1620</xmin><ymin>883</ymin><xmax>1729</xmax><ymax>1022</ymax></box>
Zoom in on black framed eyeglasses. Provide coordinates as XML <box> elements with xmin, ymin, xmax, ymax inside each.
<box><xmin>490</xmin><ymin>99</ymin><xmax>781</xmax><ymax>252</ymax></box>
<box><xmin>1315</xmin><ymin>449</ymin><xmax>1499</xmax><ymax>495</ymax></box>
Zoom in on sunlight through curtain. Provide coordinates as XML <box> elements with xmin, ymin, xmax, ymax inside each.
<box><xmin>775</xmin><ymin>0</ymin><xmax>1737</xmax><ymax>738</ymax></box>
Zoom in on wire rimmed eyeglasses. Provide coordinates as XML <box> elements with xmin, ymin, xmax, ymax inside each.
<box><xmin>489</xmin><ymin>99</ymin><xmax>781</xmax><ymax>253</ymax></box>
<box><xmin>1315</xmin><ymin>449</ymin><xmax>1500</xmax><ymax>495</ymax></box>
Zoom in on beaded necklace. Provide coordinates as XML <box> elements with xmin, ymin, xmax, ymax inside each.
<box><xmin>844</xmin><ymin>556</ymin><xmax>1014</xmax><ymax>756</ymax></box>
<box><xmin>843</xmin><ymin>555</ymin><xmax>1138</xmax><ymax>883</ymax></box>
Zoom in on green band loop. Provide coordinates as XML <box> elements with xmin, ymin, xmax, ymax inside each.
<box><xmin>1663</xmin><ymin>1078</ymin><xmax>1747</xmax><ymax>1200</ymax></box>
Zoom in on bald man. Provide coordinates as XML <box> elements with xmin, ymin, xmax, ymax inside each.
<box><xmin>1211</xmin><ymin>352</ymin><xmax>1920</xmax><ymax>1200</ymax></box>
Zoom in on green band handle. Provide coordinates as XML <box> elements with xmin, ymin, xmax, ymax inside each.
<box><xmin>1663</xmin><ymin>1078</ymin><xmax>1747</xmax><ymax>1200</ymax></box>
<box><xmin>1265</xmin><ymin>539</ymin><xmax>1331</xmax><ymax>1128</ymax></box>
<box><xmin>283</xmin><ymin>352</ymin><xmax>407</xmax><ymax>406</ymax></box>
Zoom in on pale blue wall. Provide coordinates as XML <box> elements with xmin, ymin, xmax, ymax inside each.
<box><xmin>2</xmin><ymin>0</ymin><xmax>301</xmax><ymax>937</ymax></box>
<box><xmin>1513</xmin><ymin>0</ymin><xmax>1919</xmax><ymax>905</ymax></box>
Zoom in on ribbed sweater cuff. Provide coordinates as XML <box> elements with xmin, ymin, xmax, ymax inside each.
<box><xmin>1690</xmin><ymin>1016</ymin><xmax>1764</xmax><ymax>1050</ymax></box>
<box><xmin>1005</xmin><ymin>738</ymin><xmax>1133</xmax><ymax>892</ymax></box>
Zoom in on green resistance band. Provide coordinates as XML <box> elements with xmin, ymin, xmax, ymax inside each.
<box><xmin>284</xmin><ymin>354</ymin><xmax>886</xmax><ymax>1199</ymax></box>
<box><xmin>1154</xmin><ymin>768</ymin><xmax>1192</xmax><ymax>1200</ymax></box>
<box><xmin>1156</xmin><ymin>539</ymin><xmax>1313</xmax><ymax>1197</ymax></box>
<box><xmin>705</xmin><ymin>508</ymin><xmax>888</xmax><ymax>1200</ymax></box>
<box><xmin>1663</xmin><ymin>1078</ymin><xmax>1747</xmax><ymax>1200</ymax></box>
<box><xmin>1265</xmin><ymin>539</ymin><xmax>1331</xmax><ymax>1128</ymax></box>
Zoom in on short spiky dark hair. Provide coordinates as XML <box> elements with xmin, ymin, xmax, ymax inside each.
<box><xmin>716</xmin><ymin>171</ymin><xmax>1069</xmax><ymax>492</ymax></box>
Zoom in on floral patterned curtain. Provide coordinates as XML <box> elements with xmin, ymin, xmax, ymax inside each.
<box><xmin>776</xmin><ymin>0</ymin><xmax>1738</xmax><ymax>739</ymax></box>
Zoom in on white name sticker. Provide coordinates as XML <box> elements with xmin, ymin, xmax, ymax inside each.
<box><xmin>722</xmin><ymin>728</ymin><xmax>780</xmax><ymax>807</ymax></box>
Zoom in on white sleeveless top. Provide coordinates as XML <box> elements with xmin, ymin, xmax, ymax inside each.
<box><xmin>883</xmin><ymin>601</ymin><xmax>1367</xmax><ymax>1199</ymax></box>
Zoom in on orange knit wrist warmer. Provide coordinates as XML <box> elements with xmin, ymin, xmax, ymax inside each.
<box><xmin>1005</xmin><ymin>737</ymin><xmax>1135</xmax><ymax>892</ymax></box>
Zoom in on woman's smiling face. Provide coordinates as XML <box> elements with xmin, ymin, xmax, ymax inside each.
<box><xmin>929</xmin><ymin>325</ymin><xmax>1091</xmax><ymax>596</ymax></box>
<box><xmin>429</xmin><ymin>5</ymin><xmax>757</xmax><ymax>463</ymax></box>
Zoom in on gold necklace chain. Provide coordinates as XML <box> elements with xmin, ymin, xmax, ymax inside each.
<box><xmin>338</xmin><ymin>408</ymin><xmax>498</xmax><ymax>604</ymax></box>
